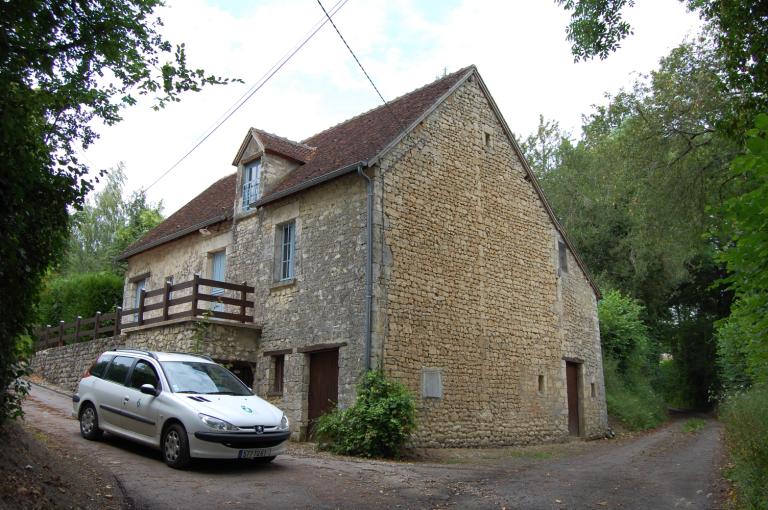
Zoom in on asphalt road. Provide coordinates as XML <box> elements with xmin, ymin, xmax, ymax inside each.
<box><xmin>23</xmin><ymin>383</ymin><xmax>726</xmax><ymax>510</ymax></box>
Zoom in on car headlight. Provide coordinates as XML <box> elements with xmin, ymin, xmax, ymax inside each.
<box><xmin>278</xmin><ymin>414</ymin><xmax>289</xmax><ymax>431</ymax></box>
<box><xmin>198</xmin><ymin>414</ymin><xmax>240</xmax><ymax>431</ymax></box>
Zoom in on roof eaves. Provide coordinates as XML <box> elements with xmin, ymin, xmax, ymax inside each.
<box><xmin>116</xmin><ymin>213</ymin><xmax>232</xmax><ymax>261</ymax></box>
<box><xmin>471</xmin><ymin>72</ymin><xmax>602</xmax><ymax>299</ymax></box>
<box><xmin>253</xmin><ymin>161</ymin><xmax>366</xmax><ymax>208</ymax></box>
<box><xmin>367</xmin><ymin>66</ymin><xmax>476</xmax><ymax>167</ymax></box>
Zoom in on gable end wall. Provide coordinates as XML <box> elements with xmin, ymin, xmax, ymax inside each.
<box><xmin>377</xmin><ymin>76</ymin><xmax>607</xmax><ymax>446</ymax></box>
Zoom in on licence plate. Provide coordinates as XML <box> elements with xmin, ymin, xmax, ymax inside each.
<box><xmin>238</xmin><ymin>448</ymin><xmax>271</xmax><ymax>459</ymax></box>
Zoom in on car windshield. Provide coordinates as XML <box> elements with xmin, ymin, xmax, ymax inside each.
<box><xmin>161</xmin><ymin>361</ymin><xmax>252</xmax><ymax>396</ymax></box>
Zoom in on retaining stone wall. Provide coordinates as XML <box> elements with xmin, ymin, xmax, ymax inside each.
<box><xmin>30</xmin><ymin>336</ymin><xmax>124</xmax><ymax>392</ymax></box>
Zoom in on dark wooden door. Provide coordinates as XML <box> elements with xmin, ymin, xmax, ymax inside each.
<box><xmin>308</xmin><ymin>349</ymin><xmax>339</xmax><ymax>436</ymax></box>
<box><xmin>566</xmin><ymin>362</ymin><xmax>581</xmax><ymax>436</ymax></box>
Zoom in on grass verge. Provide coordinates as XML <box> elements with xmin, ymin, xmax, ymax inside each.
<box><xmin>719</xmin><ymin>385</ymin><xmax>768</xmax><ymax>509</ymax></box>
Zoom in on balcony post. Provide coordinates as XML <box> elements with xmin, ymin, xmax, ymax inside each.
<box><xmin>93</xmin><ymin>312</ymin><xmax>101</xmax><ymax>340</ymax></box>
<box><xmin>138</xmin><ymin>289</ymin><xmax>146</xmax><ymax>326</ymax></box>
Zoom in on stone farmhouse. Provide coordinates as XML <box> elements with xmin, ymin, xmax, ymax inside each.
<box><xmin>116</xmin><ymin>66</ymin><xmax>608</xmax><ymax>445</ymax></box>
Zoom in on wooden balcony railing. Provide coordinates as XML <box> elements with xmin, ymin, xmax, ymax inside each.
<box><xmin>34</xmin><ymin>276</ymin><xmax>255</xmax><ymax>351</ymax></box>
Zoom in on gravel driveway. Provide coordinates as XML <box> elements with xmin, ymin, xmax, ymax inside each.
<box><xmin>23</xmin><ymin>384</ymin><xmax>726</xmax><ymax>509</ymax></box>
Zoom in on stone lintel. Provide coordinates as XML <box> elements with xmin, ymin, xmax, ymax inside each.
<box><xmin>263</xmin><ymin>348</ymin><xmax>293</xmax><ymax>357</ymax></box>
<box><xmin>296</xmin><ymin>342</ymin><xmax>347</xmax><ymax>354</ymax></box>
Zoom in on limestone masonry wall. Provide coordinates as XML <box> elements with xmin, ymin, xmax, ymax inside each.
<box><xmin>30</xmin><ymin>336</ymin><xmax>124</xmax><ymax>392</ymax></box>
<box><xmin>30</xmin><ymin>320</ymin><xmax>260</xmax><ymax>393</ymax></box>
<box><xmin>123</xmin><ymin>221</ymin><xmax>231</xmax><ymax>310</ymax></box>
<box><xmin>377</xmin><ymin>76</ymin><xmax>607</xmax><ymax>446</ymax></box>
<box><xmin>227</xmin><ymin>173</ymin><xmax>368</xmax><ymax>438</ymax></box>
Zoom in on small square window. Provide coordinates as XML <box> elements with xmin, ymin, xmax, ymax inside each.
<box><xmin>272</xmin><ymin>355</ymin><xmax>284</xmax><ymax>394</ymax></box>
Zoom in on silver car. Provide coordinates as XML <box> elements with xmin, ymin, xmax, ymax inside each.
<box><xmin>73</xmin><ymin>349</ymin><xmax>290</xmax><ymax>469</ymax></box>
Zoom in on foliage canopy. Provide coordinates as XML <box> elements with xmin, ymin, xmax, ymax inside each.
<box><xmin>0</xmin><ymin>0</ymin><xmax>231</xmax><ymax>420</ymax></box>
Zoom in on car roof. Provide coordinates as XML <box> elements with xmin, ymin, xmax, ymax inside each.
<box><xmin>105</xmin><ymin>349</ymin><xmax>214</xmax><ymax>363</ymax></box>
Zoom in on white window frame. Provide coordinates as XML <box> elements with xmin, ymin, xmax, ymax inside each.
<box><xmin>279</xmin><ymin>221</ymin><xmax>295</xmax><ymax>281</ymax></box>
<box><xmin>210</xmin><ymin>251</ymin><xmax>226</xmax><ymax>312</ymax></box>
<box><xmin>242</xmin><ymin>160</ymin><xmax>261</xmax><ymax>211</ymax></box>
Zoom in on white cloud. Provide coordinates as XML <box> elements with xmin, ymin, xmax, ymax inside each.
<box><xmin>82</xmin><ymin>0</ymin><xmax>701</xmax><ymax>214</ymax></box>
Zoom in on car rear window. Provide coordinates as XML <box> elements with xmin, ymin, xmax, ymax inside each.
<box><xmin>91</xmin><ymin>354</ymin><xmax>114</xmax><ymax>379</ymax></box>
<box><xmin>103</xmin><ymin>356</ymin><xmax>135</xmax><ymax>385</ymax></box>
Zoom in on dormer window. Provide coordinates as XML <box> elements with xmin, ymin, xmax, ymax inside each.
<box><xmin>242</xmin><ymin>160</ymin><xmax>261</xmax><ymax>211</ymax></box>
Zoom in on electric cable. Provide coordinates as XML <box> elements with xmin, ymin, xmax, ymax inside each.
<box><xmin>142</xmin><ymin>0</ymin><xmax>350</xmax><ymax>192</ymax></box>
<box><xmin>315</xmin><ymin>0</ymin><xmax>407</xmax><ymax>131</ymax></box>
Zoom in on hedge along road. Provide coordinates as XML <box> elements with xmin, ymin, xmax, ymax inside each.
<box><xmin>24</xmin><ymin>383</ymin><xmax>726</xmax><ymax>510</ymax></box>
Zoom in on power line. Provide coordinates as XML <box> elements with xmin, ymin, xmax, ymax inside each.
<box><xmin>143</xmin><ymin>0</ymin><xmax>350</xmax><ymax>192</ymax></box>
<box><xmin>315</xmin><ymin>0</ymin><xmax>406</xmax><ymax>131</ymax></box>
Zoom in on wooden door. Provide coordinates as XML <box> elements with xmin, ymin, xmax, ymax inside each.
<box><xmin>308</xmin><ymin>349</ymin><xmax>339</xmax><ymax>436</ymax></box>
<box><xmin>566</xmin><ymin>362</ymin><xmax>581</xmax><ymax>436</ymax></box>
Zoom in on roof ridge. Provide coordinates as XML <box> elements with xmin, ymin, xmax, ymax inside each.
<box><xmin>251</xmin><ymin>127</ymin><xmax>317</xmax><ymax>150</ymax></box>
<box><xmin>301</xmin><ymin>65</ymin><xmax>475</xmax><ymax>145</ymax></box>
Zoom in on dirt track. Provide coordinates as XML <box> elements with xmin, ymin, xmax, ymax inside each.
<box><xmin>23</xmin><ymin>384</ymin><xmax>726</xmax><ymax>509</ymax></box>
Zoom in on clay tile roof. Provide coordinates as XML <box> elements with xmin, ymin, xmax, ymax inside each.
<box><xmin>251</xmin><ymin>128</ymin><xmax>317</xmax><ymax>163</ymax></box>
<box><xmin>263</xmin><ymin>66</ymin><xmax>473</xmax><ymax>199</ymax></box>
<box><xmin>118</xmin><ymin>173</ymin><xmax>236</xmax><ymax>259</ymax></box>
<box><xmin>121</xmin><ymin>66</ymin><xmax>474</xmax><ymax>259</ymax></box>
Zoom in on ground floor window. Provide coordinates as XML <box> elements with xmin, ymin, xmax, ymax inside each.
<box><xmin>272</xmin><ymin>355</ymin><xmax>285</xmax><ymax>394</ymax></box>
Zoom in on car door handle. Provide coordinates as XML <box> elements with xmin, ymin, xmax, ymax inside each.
<box><xmin>123</xmin><ymin>396</ymin><xmax>130</xmax><ymax>403</ymax></box>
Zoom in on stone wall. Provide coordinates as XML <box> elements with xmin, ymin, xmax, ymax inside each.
<box><xmin>227</xmin><ymin>172</ymin><xmax>368</xmax><ymax>438</ymax></box>
<box><xmin>123</xmin><ymin>221</ymin><xmax>231</xmax><ymax>311</ymax></box>
<box><xmin>29</xmin><ymin>319</ymin><xmax>260</xmax><ymax>393</ymax></box>
<box><xmin>30</xmin><ymin>336</ymin><xmax>124</xmax><ymax>392</ymax></box>
<box><xmin>375</xmin><ymin>75</ymin><xmax>608</xmax><ymax>446</ymax></box>
<box><xmin>122</xmin><ymin>318</ymin><xmax>260</xmax><ymax>362</ymax></box>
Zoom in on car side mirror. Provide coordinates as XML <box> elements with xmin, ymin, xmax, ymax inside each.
<box><xmin>140</xmin><ymin>384</ymin><xmax>159</xmax><ymax>396</ymax></box>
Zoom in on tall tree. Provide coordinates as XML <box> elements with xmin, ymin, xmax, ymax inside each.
<box><xmin>715</xmin><ymin>114</ymin><xmax>768</xmax><ymax>387</ymax></box>
<box><xmin>556</xmin><ymin>0</ymin><xmax>767</xmax><ymax>133</ymax></box>
<box><xmin>522</xmin><ymin>40</ymin><xmax>740</xmax><ymax>405</ymax></box>
<box><xmin>64</xmin><ymin>164</ymin><xmax>163</xmax><ymax>275</ymax></box>
<box><xmin>0</xmin><ymin>0</ymin><xmax>233</xmax><ymax>419</ymax></box>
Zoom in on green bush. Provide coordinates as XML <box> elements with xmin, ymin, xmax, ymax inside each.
<box><xmin>0</xmin><ymin>335</ymin><xmax>32</xmax><ymax>423</ymax></box>
<box><xmin>315</xmin><ymin>370</ymin><xmax>416</xmax><ymax>458</ymax></box>
<box><xmin>604</xmin><ymin>357</ymin><xmax>666</xmax><ymax>430</ymax></box>
<box><xmin>599</xmin><ymin>290</ymin><xmax>667</xmax><ymax>430</ymax></box>
<box><xmin>36</xmin><ymin>272</ymin><xmax>123</xmax><ymax>327</ymax></box>
<box><xmin>720</xmin><ymin>385</ymin><xmax>768</xmax><ymax>509</ymax></box>
<box><xmin>598</xmin><ymin>290</ymin><xmax>651</xmax><ymax>372</ymax></box>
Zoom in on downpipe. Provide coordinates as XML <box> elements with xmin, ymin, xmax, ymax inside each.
<box><xmin>357</xmin><ymin>163</ymin><xmax>373</xmax><ymax>372</ymax></box>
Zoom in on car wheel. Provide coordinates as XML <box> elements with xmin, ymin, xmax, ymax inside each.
<box><xmin>162</xmin><ymin>423</ymin><xmax>191</xmax><ymax>469</ymax></box>
<box><xmin>79</xmin><ymin>403</ymin><xmax>103</xmax><ymax>440</ymax></box>
<box><xmin>253</xmin><ymin>456</ymin><xmax>276</xmax><ymax>464</ymax></box>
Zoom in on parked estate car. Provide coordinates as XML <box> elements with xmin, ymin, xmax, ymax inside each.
<box><xmin>72</xmin><ymin>349</ymin><xmax>290</xmax><ymax>469</ymax></box>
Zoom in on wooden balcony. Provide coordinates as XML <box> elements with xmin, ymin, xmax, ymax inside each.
<box><xmin>34</xmin><ymin>276</ymin><xmax>255</xmax><ymax>351</ymax></box>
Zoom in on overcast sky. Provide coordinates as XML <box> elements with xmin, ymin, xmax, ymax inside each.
<box><xmin>81</xmin><ymin>0</ymin><xmax>702</xmax><ymax>215</ymax></box>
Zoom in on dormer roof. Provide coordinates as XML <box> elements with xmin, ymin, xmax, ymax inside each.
<box><xmin>232</xmin><ymin>128</ymin><xmax>317</xmax><ymax>165</ymax></box>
